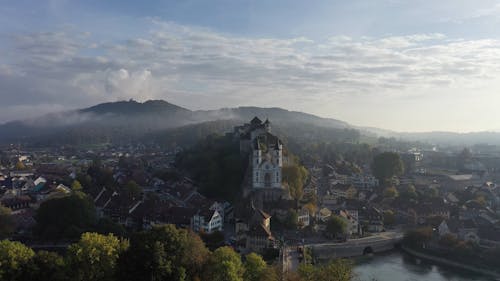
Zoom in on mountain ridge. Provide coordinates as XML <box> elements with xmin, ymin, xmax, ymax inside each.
<box><xmin>2</xmin><ymin>99</ymin><xmax>500</xmax><ymax>146</ymax></box>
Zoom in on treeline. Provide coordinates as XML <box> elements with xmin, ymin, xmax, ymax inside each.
<box><xmin>0</xmin><ymin>224</ymin><xmax>354</xmax><ymax>281</ymax></box>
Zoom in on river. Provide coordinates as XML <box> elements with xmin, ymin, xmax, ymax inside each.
<box><xmin>353</xmin><ymin>251</ymin><xmax>495</xmax><ymax>281</ymax></box>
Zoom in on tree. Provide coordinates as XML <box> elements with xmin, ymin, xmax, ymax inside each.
<box><xmin>383</xmin><ymin>210</ymin><xmax>396</xmax><ymax>226</ymax></box>
<box><xmin>71</xmin><ymin>180</ymin><xmax>82</xmax><ymax>192</ymax></box>
<box><xmin>371</xmin><ymin>152</ymin><xmax>404</xmax><ymax>185</ymax></box>
<box><xmin>284</xmin><ymin>209</ymin><xmax>298</xmax><ymax>230</ymax></box>
<box><xmin>123</xmin><ymin>180</ymin><xmax>142</xmax><ymax>202</ymax></box>
<box><xmin>282</xmin><ymin>163</ymin><xmax>309</xmax><ymax>202</ymax></box>
<box><xmin>244</xmin><ymin>253</ymin><xmax>267</xmax><ymax>281</ymax></box>
<box><xmin>0</xmin><ymin>205</ymin><xmax>15</xmax><ymax>239</ymax></box>
<box><xmin>399</xmin><ymin>184</ymin><xmax>417</xmax><ymax>201</ymax></box>
<box><xmin>117</xmin><ymin>224</ymin><xmax>209</xmax><ymax>281</ymax></box>
<box><xmin>439</xmin><ymin>233</ymin><xmax>459</xmax><ymax>248</ymax></box>
<box><xmin>34</xmin><ymin>193</ymin><xmax>97</xmax><ymax>240</ymax></box>
<box><xmin>15</xmin><ymin>161</ymin><xmax>26</xmax><ymax>170</ymax></box>
<box><xmin>303</xmin><ymin>203</ymin><xmax>318</xmax><ymax>218</ymax></box>
<box><xmin>421</xmin><ymin>186</ymin><xmax>438</xmax><ymax>199</ymax></box>
<box><xmin>205</xmin><ymin>246</ymin><xmax>244</xmax><ymax>281</ymax></box>
<box><xmin>67</xmin><ymin>232</ymin><xmax>128</xmax><ymax>281</ymax></box>
<box><xmin>200</xmin><ymin>231</ymin><xmax>225</xmax><ymax>250</ymax></box>
<box><xmin>95</xmin><ymin>217</ymin><xmax>126</xmax><ymax>237</ymax></box>
<box><xmin>403</xmin><ymin>227</ymin><xmax>433</xmax><ymax>248</ymax></box>
<box><xmin>175</xmin><ymin>134</ymin><xmax>245</xmax><ymax>201</ymax></box>
<box><xmin>26</xmin><ymin>250</ymin><xmax>67</xmax><ymax>281</ymax></box>
<box><xmin>298</xmin><ymin>259</ymin><xmax>353</xmax><ymax>281</ymax></box>
<box><xmin>383</xmin><ymin>186</ymin><xmax>399</xmax><ymax>199</ymax></box>
<box><xmin>325</xmin><ymin>216</ymin><xmax>348</xmax><ymax>239</ymax></box>
<box><xmin>0</xmin><ymin>240</ymin><xmax>35</xmax><ymax>280</ymax></box>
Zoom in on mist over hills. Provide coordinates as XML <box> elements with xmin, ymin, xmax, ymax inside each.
<box><xmin>1</xmin><ymin>99</ymin><xmax>499</xmax><ymax>147</ymax></box>
<box><xmin>0</xmin><ymin>100</ymin><xmax>352</xmax><ymax>145</ymax></box>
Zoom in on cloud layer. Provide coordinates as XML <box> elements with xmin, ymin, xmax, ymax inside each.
<box><xmin>2</xmin><ymin>20</ymin><xmax>500</xmax><ymax>131</ymax></box>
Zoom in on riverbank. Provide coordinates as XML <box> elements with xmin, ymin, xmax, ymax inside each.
<box><xmin>401</xmin><ymin>246</ymin><xmax>500</xmax><ymax>279</ymax></box>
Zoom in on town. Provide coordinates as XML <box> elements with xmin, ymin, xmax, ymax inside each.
<box><xmin>3</xmin><ymin>117</ymin><xmax>500</xmax><ymax>279</ymax></box>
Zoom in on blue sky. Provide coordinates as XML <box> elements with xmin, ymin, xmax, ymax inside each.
<box><xmin>2</xmin><ymin>0</ymin><xmax>500</xmax><ymax>132</ymax></box>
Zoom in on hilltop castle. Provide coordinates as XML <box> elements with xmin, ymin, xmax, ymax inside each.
<box><xmin>234</xmin><ymin>117</ymin><xmax>287</xmax><ymax>202</ymax></box>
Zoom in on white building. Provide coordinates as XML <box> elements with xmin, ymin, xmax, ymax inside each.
<box><xmin>191</xmin><ymin>209</ymin><xmax>223</xmax><ymax>234</ymax></box>
<box><xmin>237</xmin><ymin>117</ymin><xmax>286</xmax><ymax>201</ymax></box>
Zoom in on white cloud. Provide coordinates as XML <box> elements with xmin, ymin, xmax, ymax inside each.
<box><xmin>2</xmin><ymin>21</ymin><xmax>500</xmax><ymax>131</ymax></box>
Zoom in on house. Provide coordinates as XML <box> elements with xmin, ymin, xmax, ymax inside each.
<box><xmin>349</xmin><ymin>174</ymin><xmax>379</xmax><ymax>190</ymax></box>
<box><xmin>191</xmin><ymin>208</ymin><xmax>223</xmax><ymax>234</ymax></box>
<box><xmin>297</xmin><ymin>209</ymin><xmax>310</xmax><ymax>228</ymax></box>
<box><xmin>245</xmin><ymin>209</ymin><xmax>274</xmax><ymax>252</ymax></box>
<box><xmin>360</xmin><ymin>207</ymin><xmax>384</xmax><ymax>233</ymax></box>
<box><xmin>439</xmin><ymin>219</ymin><xmax>480</xmax><ymax>244</ymax></box>
<box><xmin>329</xmin><ymin>184</ymin><xmax>357</xmax><ymax>200</ymax></box>
<box><xmin>338</xmin><ymin>209</ymin><xmax>359</xmax><ymax>236</ymax></box>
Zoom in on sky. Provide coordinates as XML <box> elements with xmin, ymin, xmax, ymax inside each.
<box><xmin>2</xmin><ymin>0</ymin><xmax>500</xmax><ymax>132</ymax></box>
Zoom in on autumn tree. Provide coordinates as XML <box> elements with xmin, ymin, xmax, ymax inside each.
<box><xmin>15</xmin><ymin>161</ymin><xmax>26</xmax><ymax>170</ymax></box>
<box><xmin>383</xmin><ymin>186</ymin><xmax>399</xmax><ymax>199</ymax></box>
<box><xmin>71</xmin><ymin>180</ymin><xmax>82</xmax><ymax>191</ymax></box>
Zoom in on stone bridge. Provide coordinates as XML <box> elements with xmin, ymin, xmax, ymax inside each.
<box><xmin>308</xmin><ymin>232</ymin><xmax>403</xmax><ymax>260</ymax></box>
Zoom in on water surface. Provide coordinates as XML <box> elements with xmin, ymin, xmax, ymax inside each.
<box><xmin>353</xmin><ymin>251</ymin><xmax>495</xmax><ymax>281</ymax></box>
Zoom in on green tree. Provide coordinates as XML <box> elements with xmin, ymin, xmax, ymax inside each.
<box><xmin>26</xmin><ymin>250</ymin><xmax>67</xmax><ymax>281</ymax></box>
<box><xmin>67</xmin><ymin>232</ymin><xmax>128</xmax><ymax>281</ymax></box>
<box><xmin>421</xmin><ymin>186</ymin><xmax>439</xmax><ymax>199</ymax></box>
<box><xmin>0</xmin><ymin>205</ymin><xmax>15</xmax><ymax>239</ymax></box>
<box><xmin>244</xmin><ymin>253</ymin><xmax>267</xmax><ymax>281</ymax></box>
<box><xmin>175</xmin><ymin>134</ymin><xmax>245</xmax><ymax>201</ymax></box>
<box><xmin>34</xmin><ymin>193</ymin><xmax>97</xmax><ymax>240</ymax></box>
<box><xmin>123</xmin><ymin>180</ymin><xmax>142</xmax><ymax>202</ymax></box>
<box><xmin>117</xmin><ymin>224</ymin><xmax>209</xmax><ymax>281</ymax></box>
<box><xmin>200</xmin><ymin>231</ymin><xmax>225</xmax><ymax>250</ymax></box>
<box><xmin>371</xmin><ymin>152</ymin><xmax>404</xmax><ymax>185</ymax></box>
<box><xmin>284</xmin><ymin>209</ymin><xmax>299</xmax><ymax>230</ymax></box>
<box><xmin>95</xmin><ymin>217</ymin><xmax>126</xmax><ymax>237</ymax></box>
<box><xmin>282</xmin><ymin>163</ymin><xmax>309</xmax><ymax>202</ymax></box>
<box><xmin>399</xmin><ymin>184</ymin><xmax>418</xmax><ymax>201</ymax></box>
<box><xmin>403</xmin><ymin>227</ymin><xmax>433</xmax><ymax>248</ymax></box>
<box><xmin>325</xmin><ymin>216</ymin><xmax>348</xmax><ymax>239</ymax></box>
<box><xmin>0</xmin><ymin>240</ymin><xmax>35</xmax><ymax>280</ymax></box>
<box><xmin>297</xmin><ymin>259</ymin><xmax>353</xmax><ymax>281</ymax></box>
<box><xmin>205</xmin><ymin>246</ymin><xmax>244</xmax><ymax>281</ymax></box>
